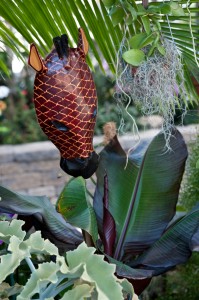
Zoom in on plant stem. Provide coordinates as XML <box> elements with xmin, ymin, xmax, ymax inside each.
<box><xmin>40</xmin><ymin>277</ymin><xmax>76</xmax><ymax>299</ymax></box>
<box><xmin>142</xmin><ymin>0</ymin><xmax>148</xmax><ymax>8</ymax></box>
<box><xmin>25</xmin><ymin>257</ymin><xmax>36</xmax><ymax>273</ymax></box>
<box><xmin>82</xmin><ymin>229</ymin><xmax>95</xmax><ymax>247</ymax></box>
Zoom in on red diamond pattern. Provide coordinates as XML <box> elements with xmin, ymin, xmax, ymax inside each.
<box><xmin>34</xmin><ymin>47</ymin><xmax>97</xmax><ymax>159</ymax></box>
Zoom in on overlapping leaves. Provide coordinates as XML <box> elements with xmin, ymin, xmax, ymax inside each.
<box><xmin>94</xmin><ymin>129</ymin><xmax>188</xmax><ymax>261</ymax></box>
<box><xmin>0</xmin><ymin>186</ymin><xmax>83</xmax><ymax>252</ymax></box>
<box><xmin>0</xmin><ymin>0</ymin><xmax>198</xmax><ymax>101</ymax></box>
<box><xmin>0</xmin><ymin>220</ymin><xmax>134</xmax><ymax>300</ymax></box>
<box><xmin>93</xmin><ymin>128</ymin><xmax>199</xmax><ymax>294</ymax></box>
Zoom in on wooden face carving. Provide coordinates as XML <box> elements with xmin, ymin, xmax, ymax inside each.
<box><xmin>28</xmin><ymin>28</ymin><xmax>99</xmax><ymax>179</ymax></box>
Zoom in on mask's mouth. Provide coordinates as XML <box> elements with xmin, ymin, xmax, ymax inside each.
<box><xmin>60</xmin><ymin>151</ymin><xmax>99</xmax><ymax>179</ymax></box>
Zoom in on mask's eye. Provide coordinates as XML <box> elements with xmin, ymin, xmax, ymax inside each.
<box><xmin>92</xmin><ymin>108</ymin><xmax>97</xmax><ymax>118</ymax></box>
<box><xmin>51</xmin><ymin>120</ymin><xmax>70</xmax><ymax>132</ymax></box>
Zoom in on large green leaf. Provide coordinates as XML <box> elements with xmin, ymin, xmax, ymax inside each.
<box><xmin>94</xmin><ymin>129</ymin><xmax>188</xmax><ymax>261</ymax></box>
<box><xmin>0</xmin><ymin>186</ymin><xmax>82</xmax><ymax>252</ymax></box>
<box><xmin>130</xmin><ymin>204</ymin><xmax>199</xmax><ymax>275</ymax></box>
<box><xmin>57</xmin><ymin>177</ymin><xmax>98</xmax><ymax>245</ymax></box>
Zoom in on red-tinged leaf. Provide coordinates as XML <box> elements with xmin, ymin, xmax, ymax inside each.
<box><xmin>94</xmin><ymin>129</ymin><xmax>188</xmax><ymax>261</ymax></box>
<box><xmin>102</xmin><ymin>173</ymin><xmax>116</xmax><ymax>256</ymax></box>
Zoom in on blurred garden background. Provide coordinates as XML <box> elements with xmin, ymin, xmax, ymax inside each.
<box><xmin>0</xmin><ymin>0</ymin><xmax>199</xmax><ymax>299</ymax></box>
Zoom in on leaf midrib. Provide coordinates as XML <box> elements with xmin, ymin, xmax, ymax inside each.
<box><xmin>113</xmin><ymin>150</ymin><xmax>147</xmax><ymax>260</ymax></box>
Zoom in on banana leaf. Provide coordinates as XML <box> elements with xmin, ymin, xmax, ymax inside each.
<box><xmin>0</xmin><ymin>186</ymin><xmax>83</xmax><ymax>253</ymax></box>
<box><xmin>56</xmin><ymin>177</ymin><xmax>98</xmax><ymax>245</ymax></box>
<box><xmin>130</xmin><ymin>203</ymin><xmax>199</xmax><ymax>275</ymax></box>
<box><xmin>94</xmin><ymin>128</ymin><xmax>188</xmax><ymax>261</ymax></box>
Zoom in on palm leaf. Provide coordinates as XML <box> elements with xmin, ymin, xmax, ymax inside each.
<box><xmin>0</xmin><ymin>0</ymin><xmax>198</xmax><ymax>100</ymax></box>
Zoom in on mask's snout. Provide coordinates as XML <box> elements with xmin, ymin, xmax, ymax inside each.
<box><xmin>60</xmin><ymin>151</ymin><xmax>99</xmax><ymax>179</ymax></box>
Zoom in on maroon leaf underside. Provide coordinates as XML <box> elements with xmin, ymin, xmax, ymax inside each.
<box><xmin>102</xmin><ymin>173</ymin><xmax>116</xmax><ymax>257</ymax></box>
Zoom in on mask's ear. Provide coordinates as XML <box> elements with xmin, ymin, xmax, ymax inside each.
<box><xmin>78</xmin><ymin>28</ymin><xmax>89</xmax><ymax>55</ymax></box>
<box><xmin>28</xmin><ymin>43</ymin><xmax>46</xmax><ymax>72</ymax></box>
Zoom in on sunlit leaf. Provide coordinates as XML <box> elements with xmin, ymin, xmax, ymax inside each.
<box><xmin>122</xmin><ymin>49</ymin><xmax>145</xmax><ymax>66</ymax></box>
<box><xmin>60</xmin><ymin>284</ymin><xmax>92</xmax><ymax>300</ymax></box>
<box><xmin>67</xmin><ymin>242</ymin><xmax>125</xmax><ymax>300</ymax></box>
<box><xmin>56</xmin><ymin>177</ymin><xmax>98</xmax><ymax>244</ymax></box>
<box><xmin>170</xmin><ymin>2</ymin><xmax>185</xmax><ymax>16</ymax></box>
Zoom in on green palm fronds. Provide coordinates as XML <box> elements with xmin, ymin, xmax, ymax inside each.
<box><xmin>0</xmin><ymin>0</ymin><xmax>198</xmax><ymax>101</ymax></box>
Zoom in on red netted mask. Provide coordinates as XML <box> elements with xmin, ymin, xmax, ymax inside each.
<box><xmin>28</xmin><ymin>28</ymin><xmax>99</xmax><ymax>179</ymax></box>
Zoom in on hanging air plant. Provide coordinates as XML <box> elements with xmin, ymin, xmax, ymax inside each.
<box><xmin>103</xmin><ymin>0</ymin><xmax>195</xmax><ymax>148</ymax></box>
<box><xmin>117</xmin><ymin>37</ymin><xmax>188</xmax><ymax>148</ymax></box>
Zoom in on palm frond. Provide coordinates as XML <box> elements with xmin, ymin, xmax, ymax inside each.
<box><xmin>0</xmin><ymin>0</ymin><xmax>198</xmax><ymax>102</ymax></box>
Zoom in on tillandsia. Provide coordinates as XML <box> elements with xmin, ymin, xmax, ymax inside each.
<box><xmin>28</xmin><ymin>28</ymin><xmax>99</xmax><ymax>179</ymax></box>
<box><xmin>101</xmin><ymin>0</ymin><xmax>197</xmax><ymax>149</ymax></box>
<box><xmin>116</xmin><ymin>37</ymin><xmax>188</xmax><ymax>149</ymax></box>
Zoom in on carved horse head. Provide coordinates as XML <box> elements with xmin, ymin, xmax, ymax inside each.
<box><xmin>28</xmin><ymin>28</ymin><xmax>99</xmax><ymax>179</ymax></box>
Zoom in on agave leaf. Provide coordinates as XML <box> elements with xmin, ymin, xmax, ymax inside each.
<box><xmin>0</xmin><ymin>186</ymin><xmax>83</xmax><ymax>252</ymax></box>
<box><xmin>94</xmin><ymin>128</ymin><xmax>188</xmax><ymax>261</ymax></box>
<box><xmin>130</xmin><ymin>204</ymin><xmax>199</xmax><ymax>275</ymax></box>
<box><xmin>56</xmin><ymin>177</ymin><xmax>98</xmax><ymax>245</ymax></box>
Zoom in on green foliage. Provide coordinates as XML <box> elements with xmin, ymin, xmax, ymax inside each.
<box><xmin>0</xmin><ymin>0</ymin><xmax>198</xmax><ymax>101</ymax></box>
<box><xmin>57</xmin><ymin>177</ymin><xmax>98</xmax><ymax>245</ymax></box>
<box><xmin>180</xmin><ymin>134</ymin><xmax>199</xmax><ymax>210</ymax></box>
<box><xmin>196</xmin><ymin>159</ymin><xmax>199</xmax><ymax>169</ymax></box>
<box><xmin>122</xmin><ymin>49</ymin><xmax>145</xmax><ymax>66</ymax></box>
<box><xmin>1</xmin><ymin>128</ymin><xmax>199</xmax><ymax>297</ymax></box>
<box><xmin>0</xmin><ymin>65</ymin><xmax>47</xmax><ymax>145</ymax></box>
<box><xmin>1</xmin><ymin>102</ymin><xmax>46</xmax><ymax>144</ymax></box>
<box><xmin>154</xmin><ymin>253</ymin><xmax>199</xmax><ymax>300</ymax></box>
<box><xmin>0</xmin><ymin>220</ymin><xmax>134</xmax><ymax>300</ymax></box>
<box><xmin>94</xmin><ymin>129</ymin><xmax>188</xmax><ymax>260</ymax></box>
<box><xmin>0</xmin><ymin>186</ymin><xmax>83</xmax><ymax>253</ymax></box>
